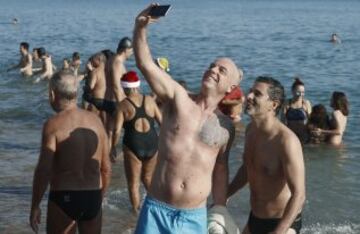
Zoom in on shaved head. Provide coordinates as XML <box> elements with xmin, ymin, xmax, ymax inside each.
<box><xmin>215</xmin><ymin>57</ymin><xmax>241</xmax><ymax>86</ymax></box>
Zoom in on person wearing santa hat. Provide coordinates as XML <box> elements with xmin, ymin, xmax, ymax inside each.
<box><xmin>112</xmin><ymin>70</ymin><xmax>162</xmax><ymax>214</ymax></box>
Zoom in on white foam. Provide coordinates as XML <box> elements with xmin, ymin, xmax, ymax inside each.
<box><xmin>302</xmin><ymin>222</ymin><xmax>360</xmax><ymax>234</ymax></box>
<box><xmin>121</xmin><ymin>228</ymin><xmax>134</xmax><ymax>234</ymax></box>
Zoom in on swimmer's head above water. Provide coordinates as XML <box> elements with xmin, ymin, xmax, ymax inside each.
<box><xmin>19</xmin><ymin>42</ymin><xmax>29</xmax><ymax>55</ymax></box>
<box><xmin>38</xmin><ymin>47</ymin><xmax>46</xmax><ymax>58</ymax></box>
<box><xmin>330</xmin><ymin>33</ymin><xmax>341</xmax><ymax>43</ymax></box>
<box><xmin>117</xmin><ymin>37</ymin><xmax>133</xmax><ymax>58</ymax></box>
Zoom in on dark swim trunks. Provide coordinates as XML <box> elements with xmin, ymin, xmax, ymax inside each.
<box><xmin>82</xmin><ymin>90</ymin><xmax>116</xmax><ymax>115</ymax></box>
<box><xmin>248</xmin><ymin>211</ymin><xmax>302</xmax><ymax>234</ymax></box>
<box><xmin>49</xmin><ymin>190</ymin><xmax>102</xmax><ymax>221</ymax></box>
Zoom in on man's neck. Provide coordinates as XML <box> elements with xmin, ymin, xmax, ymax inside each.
<box><xmin>116</xmin><ymin>53</ymin><xmax>126</xmax><ymax>62</ymax></box>
<box><xmin>55</xmin><ymin>101</ymin><xmax>77</xmax><ymax>112</ymax></box>
<box><xmin>196</xmin><ymin>92</ymin><xmax>222</xmax><ymax>114</ymax></box>
<box><xmin>251</xmin><ymin>113</ymin><xmax>278</xmax><ymax>134</ymax></box>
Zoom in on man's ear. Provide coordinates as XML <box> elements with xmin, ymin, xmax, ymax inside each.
<box><xmin>227</xmin><ymin>84</ymin><xmax>237</xmax><ymax>94</ymax></box>
<box><xmin>238</xmin><ymin>69</ymin><xmax>244</xmax><ymax>82</ymax></box>
<box><xmin>49</xmin><ymin>89</ymin><xmax>55</xmax><ymax>103</ymax></box>
<box><xmin>272</xmin><ymin>100</ymin><xmax>280</xmax><ymax>112</ymax></box>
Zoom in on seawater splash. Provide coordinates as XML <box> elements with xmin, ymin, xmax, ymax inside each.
<box><xmin>103</xmin><ymin>188</ymin><xmax>147</xmax><ymax>212</ymax></box>
<box><xmin>121</xmin><ymin>228</ymin><xmax>134</xmax><ymax>234</ymax></box>
<box><xmin>302</xmin><ymin>222</ymin><xmax>360</xmax><ymax>234</ymax></box>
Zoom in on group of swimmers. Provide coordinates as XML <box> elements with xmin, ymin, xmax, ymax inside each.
<box><xmin>282</xmin><ymin>78</ymin><xmax>349</xmax><ymax>146</ymax></box>
<box><xmin>20</xmin><ymin>3</ymin><xmax>348</xmax><ymax>234</ymax></box>
<box><xmin>7</xmin><ymin>42</ymin><xmax>82</xmax><ymax>82</ymax></box>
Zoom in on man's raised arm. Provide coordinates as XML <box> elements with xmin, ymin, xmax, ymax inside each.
<box><xmin>133</xmin><ymin>4</ymin><xmax>181</xmax><ymax>101</ymax></box>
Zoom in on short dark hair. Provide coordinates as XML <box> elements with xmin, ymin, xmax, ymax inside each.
<box><xmin>308</xmin><ymin>104</ymin><xmax>330</xmax><ymax>129</ymax></box>
<box><xmin>332</xmin><ymin>91</ymin><xmax>349</xmax><ymax>116</ymax></box>
<box><xmin>72</xmin><ymin>52</ymin><xmax>80</xmax><ymax>60</ymax></box>
<box><xmin>38</xmin><ymin>47</ymin><xmax>46</xmax><ymax>57</ymax></box>
<box><xmin>117</xmin><ymin>37</ymin><xmax>132</xmax><ymax>54</ymax></box>
<box><xmin>20</xmin><ymin>42</ymin><xmax>29</xmax><ymax>51</ymax></box>
<box><xmin>291</xmin><ymin>77</ymin><xmax>304</xmax><ymax>91</ymax></box>
<box><xmin>101</xmin><ymin>49</ymin><xmax>115</xmax><ymax>60</ymax></box>
<box><xmin>255</xmin><ymin>76</ymin><xmax>285</xmax><ymax>115</ymax></box>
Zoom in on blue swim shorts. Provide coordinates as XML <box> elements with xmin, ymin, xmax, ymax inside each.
<box><xmin>134</xmin><ymin>196</ymin><xmax>207</xmax><ymax>234</ymax></box>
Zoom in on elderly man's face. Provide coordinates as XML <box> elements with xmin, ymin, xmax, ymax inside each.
<box><xmin>201</xmin><ymin>58</ymin><xmax>238</xmax><ymax>95</ymax></box>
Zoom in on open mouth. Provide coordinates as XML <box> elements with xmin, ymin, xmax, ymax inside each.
<box><xmin>208</xmin><ymin>75</ymin><xmax>219</xmax><ymax>83</ymax></box>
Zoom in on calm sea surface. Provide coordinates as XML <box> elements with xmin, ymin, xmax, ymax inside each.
<box><xmin>0</xmin><ymin>0</ymin><xmax>359</xmax><ymax>233</ymax></box>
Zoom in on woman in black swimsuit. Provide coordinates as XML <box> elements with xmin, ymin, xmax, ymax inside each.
<box><xmin>112</xmin><ymin>71</ymin><xmax>162</xmax><ymax>214</ymax></box>
<box><xmin>282</xmin><ymin>78</ymin><xmax>312</xmax><ymax>143</ymax></box>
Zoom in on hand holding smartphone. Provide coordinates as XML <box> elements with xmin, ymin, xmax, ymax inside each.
<box><xmin>148</xmin><ymin>5</ymin><xmax>171</xmax><ymax>17</ymax></box>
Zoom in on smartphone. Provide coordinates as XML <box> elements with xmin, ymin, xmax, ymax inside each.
<box><xmin>149</xmin><ymin>5</ymin><xmax>171</xmax><ymax>17</ymax></box>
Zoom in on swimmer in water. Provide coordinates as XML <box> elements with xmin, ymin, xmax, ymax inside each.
<box><xmin>330</xmin><ymin>33</ymin><xmax>341</xmax><ymax>44</ymax></box>
<box><xmin>313</xmin><ymin>91</ymin><xmax>349</xmax><ymax>146</ymax></box>
<box><xmin>34</xmin><ymin>47</ymin><xmax>54</xmax><ymax>82</ymax></box>
<box><xmin>282</xmin><ymin>77</ymin><xmax>312</xmax><ymax>143</ymax></box>
<box><xmin>62</xmin><ymin>58</ymin><xmax>70</xmax><ymax>70</ymax></box>
<box><xmin>7</xmin><ymin>42</ymin><xmax>33</xmax><ymax>77</ymax></box>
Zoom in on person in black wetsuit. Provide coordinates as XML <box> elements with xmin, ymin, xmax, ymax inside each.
<box><xmin>112</xmin><ymin>71</ymin><xmax>162</xmax><ymax>214</ymax></box>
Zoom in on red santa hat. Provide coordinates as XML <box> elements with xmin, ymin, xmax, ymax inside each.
<box><xmin>121</xmin><ymin>71</ymin><xmax>141</xmax><ymax>88</ymax></box>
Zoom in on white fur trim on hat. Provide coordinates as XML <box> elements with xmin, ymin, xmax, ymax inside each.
<box><xmin>121</xmin><ymin>80</ymin><xmax>141</xmax><ymax>88</ymax></box>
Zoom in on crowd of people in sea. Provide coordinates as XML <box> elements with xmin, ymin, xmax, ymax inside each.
<box><xmin>7</xmin><ymin>4</ymin><xmax>349</xmax><ymax>234</ymax></box>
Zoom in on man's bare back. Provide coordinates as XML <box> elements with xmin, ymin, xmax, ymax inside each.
<box><xmin>105</xmin><ymin>38</ymin><xmax>133</xmax><ymax>102</ymax></box>
<box><xmin>90</xmin><ymin>66</ymin><xmax>106</xmax><ymax>100</ymax></box>
<box><xmin>105</xmin><ymin>54</ymin><xmax>126</xmax><ymax>102</ymax></box>
<box><xmin>30</xmin><ymin>70</ymin><xmax>111</xmax><ymax>233</ymax></box>
<box><xmin>46</xmin><ymin>107</ymin><xmax>109</xmax><ymax>191</ymax></box>
<box><xmin>40</xmin><ymin>55</ymin><xmax>54</xmax><ymax>80</ymax></box>
<box><xmin>86</xmin><ymin>53</ymin><xmax>107</xmax><ymax>116</ymax></box>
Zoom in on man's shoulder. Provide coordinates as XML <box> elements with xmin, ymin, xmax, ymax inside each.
<box><xmin>78</xmin><ymin>108</ymin><xmax>103</xmax><ymax>123</ymax></box>
<box><xmin>55</xmin><ymin>108</ymin><xmax>101</xmax><ymax>124</ymax></box>
<box><xmin>278</xmin><ymin>122</ymin><xmax>298</xmax><ymax>140</ymax></box>
<box><xmin>277</xmin><ymin>123</ymin><xmax>302</xmax><ymax>151</ymax></box>
<box><xmin>333</xmin><ymin>110</ymin><xmax>344</xmax><ymax>118</ymax></box>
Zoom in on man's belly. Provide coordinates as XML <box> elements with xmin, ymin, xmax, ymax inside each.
<box><xmin>250</xmin><ymin>191</ymin><xmax>291</xmax><ymax>218</ymax></box>
<box><xmin>149</xmin><ymin>165</ymin><xmax>212</xmax><ymax>209</ymax></box>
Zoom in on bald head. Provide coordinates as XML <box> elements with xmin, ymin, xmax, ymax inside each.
<box><xmin>50</xmin><ymin>70</ymin><xmax>78</xmax><ymax>100</ymax></box>
<box><xmin>215</xmin><ymin>57</ymin><xmax>241</xmax><ymax>86</ymax></box>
